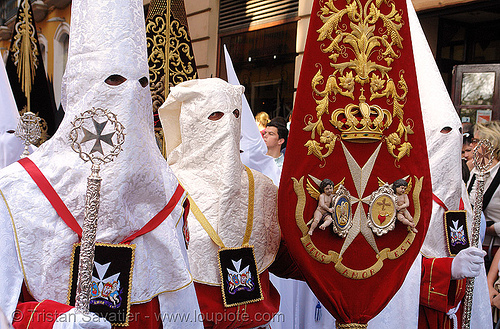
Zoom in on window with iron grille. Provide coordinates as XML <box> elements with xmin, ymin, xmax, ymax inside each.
<box><xmin>0</xmin><ymin>0</ymin><xmax>18</xmax><ymax>24</ymax></box>
<box><xmin>219</xmin><ymin>0</ymin><xmax>298</xmax><ymax>33</ymax></box>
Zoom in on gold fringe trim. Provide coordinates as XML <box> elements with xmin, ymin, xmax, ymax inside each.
<box><xmin>336</xmin><ymin>323</ymin><xmax>368</xmax><ymax>329</ymax></box>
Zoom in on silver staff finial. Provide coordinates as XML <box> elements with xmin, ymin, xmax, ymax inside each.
<box><xmin>15</xmin><ymin>111</ymin><xmax>41</xmax><ymax>158</ymax></box>
<box><xmin>69</xmin><ymin>107</ymin><xmax>125</xmax><ymax>313</ymax></box>
<box><xmin>70</xmin><ymin>107</ymin><xmax>125</xmax><ymax>169</ymax></box>
<box><xmin>472</xmin><ymin>139</ymin><xmax>494</xmax><ymax>173</ymax></box>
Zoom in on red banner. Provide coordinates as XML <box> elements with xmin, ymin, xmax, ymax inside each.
<box><xmin>279</xmin><ymin>0</ymin><xmax>431</xmax><ymax>325</ymax></box>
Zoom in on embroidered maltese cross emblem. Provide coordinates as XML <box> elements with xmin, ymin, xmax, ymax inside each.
<box><xmin>91</xmin><ymin>261</ymin><xmax>122</xmax><ymax>307</ymax></box>
<box><xmin>339</xmin><ymin>142</ymin><xmax>382</xmax><ymax>257</ymax></box>
<box><xmin>227</xmin><ymin>259</ymin><xmax>254</xmax><ymax>294</ymax></box>
<box><xmin>450</xmin><ymin>220</ymin><xmax>467</xmax><ymax>247</ymax></box>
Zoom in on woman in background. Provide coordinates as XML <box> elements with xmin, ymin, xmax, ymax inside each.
<box><xmin>255</xmin><ymin>111</ymin><xmax>270</xmax><ymax>133</ymax></box>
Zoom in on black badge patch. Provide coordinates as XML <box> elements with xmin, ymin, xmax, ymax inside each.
<box><xmin>68</xmin><ymin>243</ymin><xmax>135</xmax><ymax>326</ymax></box>
<box><xmin>444</xmin><ymin>210</ymin><xmax>470</xmax><ymax>256</ymax></box>
<box><xmin>218</xmin><ymin>246</ymin><xmax>263</xmax><ymax>308</ymax></box>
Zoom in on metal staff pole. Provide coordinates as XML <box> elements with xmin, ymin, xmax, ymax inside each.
<box><xmin>462</xmin><ymin>138</ymin><xmax>493</xmax><ymax>329</ymax></box>
<box><xmin>69</xmin><ymin>107</ymin><xmax>125</xmax><ymax>313</ymax></box>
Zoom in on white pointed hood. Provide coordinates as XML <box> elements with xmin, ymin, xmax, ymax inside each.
<box><xmin>0</xmin><ymin>0</ymin><xmax>192</xmax><ymax>303</ymax></box>
<box><xmin>408</xmin><ymin>1</ymin><xmax>470</xmax><ymax>258</ymax></box>
<box><xmin>223</xmin><ymin>45</ymin><xmax>281</xmax><ymax>186</ymax></box>
<box><xmin>0</xmin><ymin>62</ymin><xmax>24</xmax><ymax>169</ymax></box>
<box><xmin>160</xmin><ymin>78</ymin><xmax>245</xmax><ymax>235</ymax></box>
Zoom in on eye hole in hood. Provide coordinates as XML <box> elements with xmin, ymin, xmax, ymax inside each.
<box><xmin>139</xmin><ymin>76</ymin><xmax>148</xmax><ymax>88</ymax></box>
<box><xmin>440</xmin><ymin>126</ymin><xmax>452</xmax><ymax>134</ymax></box>
<box><xmin>208</xmin><ymin>111</ymin><xmax>224</xmax><ymax>121</ymax></box>
<box><xmin>105</xmin><ymin>74</ymin><xmax>127</xmax><ymax>86</ymax></box>
<box><xmin>233</xmin><ymin>109</ymin><xmax>240</xmax><ymax>118</ymax></box>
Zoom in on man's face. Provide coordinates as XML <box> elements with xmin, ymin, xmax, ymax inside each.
<box><xmin>462</xmin><ymin>143</ymin><xmax>473</xmax><ymax>161</ymax></box>
<box><xmin>263</xmin><ymin>126</ymin><xmax>282</xmax><ymax>149</ymax></box>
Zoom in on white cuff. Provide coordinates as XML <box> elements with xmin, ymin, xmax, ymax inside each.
<box><xmin>53</xmin><ymin>308</ymin><xmax>111</xmax><ymax>329</ymax></box>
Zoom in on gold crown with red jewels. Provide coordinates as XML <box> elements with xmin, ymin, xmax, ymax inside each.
<box><xmin>330</xmin><ymin>91</ymin><xmax>393</xmax><ymax>143</ymax></box>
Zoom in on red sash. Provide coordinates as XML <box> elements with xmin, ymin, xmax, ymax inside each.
<box><xmin>432</xmin><ymin>194</ymin><xmax>465</xmax><ymax>212</ymax></box>
<box><xmin>18</xmin><ymin>157</ymin><xmax>184</xmax><ymax>243</ymax></box>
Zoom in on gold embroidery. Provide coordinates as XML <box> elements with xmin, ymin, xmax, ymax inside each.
<box><xmin>146</xmin><ymin>12</ymin><xmax>197</xmax><ymax>102</ymax></box>
<box><xmin>293</xmin><ymin>175</ymin><xmax>422</xmax><ymax>279</ymax></box>
<box><xmin>10</xmin><ymin>0</ymin><xmax>39</xmax><ymax>113</ymax></box>
<box><xmin>304</xmin><ymin>0</ymin><xmax>413</xmax><ymax>164</ymax></box>
<box><xmin>336</xmin><ymin>323</ymin><xmax>368</xmax><ymax>329</ymax></box>
<box><xmin>430</xmin><ymin>291</ymin><xmax>448</xmax><ymax>297</ymax></box>
<box><xmin>146</xmin><ymin>0</ymin><xmax>197</xmax><ymax>157</ymax></box>
<box><xmin>428</xmin><ymin>258</ymin><xmax>436</xmax><ymax>306</ymax></box>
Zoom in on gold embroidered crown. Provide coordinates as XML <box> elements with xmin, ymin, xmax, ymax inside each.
<box><xmin>331</xmin><ymin>91</ymin><xmax>392</xmax><ymax>143</ymax></box>
<box><xmin>303</xmin><ymin>0</ymin><xmax>415</xmax><ymax>163</ymax></box>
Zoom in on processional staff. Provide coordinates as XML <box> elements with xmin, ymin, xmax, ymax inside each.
<box><xmin>462</xmin><ymin>138</ymin><xmax>493</xmax><ymax>329</ymax></box>
<box><xmin>69</xmin><ymin>107</ymin><xmax>125</xmax><ymax>313</ymax></box>
<box><xmin>12</xmin><ymin>0</ymin><xmax>43</xmax><ymax>157</ymax></box>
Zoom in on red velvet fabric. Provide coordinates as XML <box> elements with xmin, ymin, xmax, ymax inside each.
<box><xmin>268</xmin><ymin>239</ymin><xmax>306</xmax><ymax>281</ymax></box>
<box><xmin>278</xmin><ymin>0</ymin><xmax>432</xmax><ymax>324</ymax></box>
<box><xmin>194</xmin><ymin>270</ymin><xmax>280</xmax><ymax>329</ymax></box>
<box><xmin>13</xmin><ymin>300</ymin><xmax>72</xmax><ymax>329</ymax></box>
<box><xmin>419</xmin><ymin>257</ymin><xmax>466</xmax><ymax>329</ymax></box>
<box><xmin>14</xmin><ymin>295</ymin><xmax>162</xmax><ymax>329</ymax></box>
<box><xmin>126</xmin><ymin>298</ymin><xmax>162</xmax><ymax>329</ymax></box>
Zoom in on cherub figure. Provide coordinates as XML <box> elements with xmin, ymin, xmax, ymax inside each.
<box><xmin>392</xmin><ymin>179</ymin><xmax>418</xmax><ymax>233</ymax></box>
<box><xmin>109</xmin><ymin>281</ymin><xmax>120</xmax><ymax>305</ymax></box>
<box><xmin>308</xmin><ymin>179</ymin><xmax>335</xmax><ymax>235</ymax></box>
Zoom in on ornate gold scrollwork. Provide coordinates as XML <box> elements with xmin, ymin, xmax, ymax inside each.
<box><xmin>146</xmin><ymin>10</ymin><xmax>197</xmax><ymax>111</ymax></box>
<box><xmin>146</xmin><ymin>2</ymin><xmax>197</xmax><ymax>158</ymax></box>
<box><xmin>10</xmin><ymin>0</ymin><xmax>39</xmax><ymax>94</ymax></box>
<box><xmin>304</xmin><ymin>0</ymin><xmax>414</xmax><ymax>164</ymax></box>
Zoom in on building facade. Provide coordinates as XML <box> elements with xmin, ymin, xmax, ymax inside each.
<box><xmin>1</xmin><ymin>0</ymin><xmax>499</xmax><ymax>121</ymax></box>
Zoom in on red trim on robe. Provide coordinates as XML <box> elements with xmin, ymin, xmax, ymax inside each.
<box><xmin>14</xmin><ymin>295</ymin><xmax>162</xmax><ymax>329</ymax></box>
<box><xmin>13</xmin><ymin>300</ymin><xmax>72</xmax><ymax>329</ymax></box>
<box><xmin>418</xmin><ymin>256</ymin><xmax>466</xmax><ymax>329</ymax></box>
<box><xmin>194</xmin><ymin>270</ymin><xmax>279</xmax><ymax>329</ymax></box>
